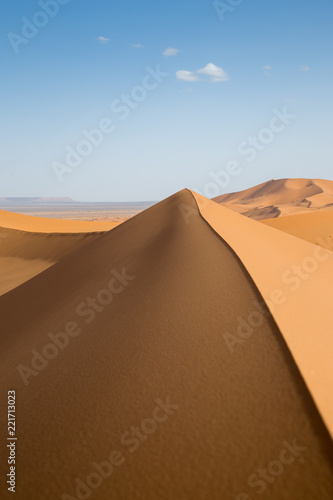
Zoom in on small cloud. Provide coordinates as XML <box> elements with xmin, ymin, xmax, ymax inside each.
<box><xmin>131</xmin><ymin>43</ymin><xmax>144</xmax><ymax>49</ymax></box>
<box><xmin>176</xmin><ymin>63</ymin><xmax>229</xmax><ymax>83</ymax></box>
<box><xmin>163</xmin><ymin>47</ymin><xmax>179</xmax><ymax>57</ymax></box>
<box><xmin>263</xmin><ymin>65</ymin><xmax>272</xmax><ymax>77</ymax></box>
<box><xmin>300</xmin><ymin>65</ymin><xmax>310</xmax><ymax>72</ymax></box>
<box><xmin>97</xmin><ymin>36</ymin><xmax>111</xmax><ymax>44</ymax></box>
<box><xmin>197</xmin><ymin>63</ymin><xmax>229</xmax><ymax>82</ymax></box>
<box><xmin>176</xmin><ymin>70</ymin><xmax>199</xmax><ymax>82</ymax></box>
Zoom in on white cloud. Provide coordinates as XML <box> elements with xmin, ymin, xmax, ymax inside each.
<box><xmin>197</xmin><ymin>63</ymin><xmax>229</xmax><ymax>82</ymax></box>
<box><xmin>300</xmin><ymin>65</ymin><xmax>310</xmax><ymax>72</ymax></box>
<box><xmin>97</xmin><ymin>36</ymin><xmax>111</xmax><ymax>44</ymax></box>
<box><xmin>131</xmin><ymin>43</ymin><xmax>144</xmax><ymax>49</ymax></box>
<box><xmin>176</xmin><ymin>63</ymin><xmax>229</xmax><ymax>83</ymax></box>
<box><xmin>176</xmin><ymin>70</ymin><xmax>199</xmax><ymax>82</ymax></box>
<box><xmin>163</xmin><ymin>47</ymin><xmax>179</xmax><ymax>57</ymax></box>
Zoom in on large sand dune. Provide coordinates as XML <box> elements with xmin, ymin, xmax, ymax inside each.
<box><xmin>214</xmin><ymin>178</ymin><xmax>333</xmax><ymax>220</ymax></box>
<box><xmin>194</xmin><ymin>192</ymin><xmax>333</xmax><ymax>438</ymax></box>
<box><xmin>0</xmin><ymin>190</ymin><xmax>332</xmax><ymax>499</ymax></box>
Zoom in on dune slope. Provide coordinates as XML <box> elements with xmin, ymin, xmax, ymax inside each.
<box><xmin>0</xmin><ymin>207</ymin><xmax>120</xmax><ymax>295</ymax></box>
<box><xmin>194</xmin><ymin>192</ymin><xmax>333</xmax><ymax>439</ymax></box>
<box><xmin>261</xmin><ymin>210</ymin><xmax>333</xmax><ymax>248</ymax></box>
<box><xmin>0</xmin><ymin>226</ymin><xmax>106</xmax><ymax>296</ymax></box>
<box><xmin>0</xmin><ymin>190</ymin><xmax>332</xmax><ymax>500</ymax></box>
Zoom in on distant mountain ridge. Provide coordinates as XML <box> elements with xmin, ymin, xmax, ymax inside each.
<box><xmin>0</xmin><ymin>197</ymin><xmax>75</xmax><ymax>205</ymax></box>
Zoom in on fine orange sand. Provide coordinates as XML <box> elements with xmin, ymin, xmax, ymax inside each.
<box><xmin>0</xmin><ymin>228</ymin><xmax>107</xmax><ymax>296</ymax></box>
<box><xmin>0</xmin><ymin>209</ymin><xmax>120</xmax><ymax>233</ymax></box>
<box><xmin>214</xmin><ymin>178</ymin><xmax>333</xmax><ymax>220</ymax></box>
<box><xmin>0</xmin><ymin>189</ymin><xmax>332</xmax><ymax>499</ymax></box>
<box><xmin>194</xmin><ymin>191</ymin><xmax>333</xmax><ymax>439</ymax></box>
<box><xmin>261</xmin><ymin>210</ymin><xmax>333</xmax><ymax>248</ymax></box>
<box><xmin>0</xmin><ymin>210</ymin><xmax>120</xmax><ymax>295</ymax></box>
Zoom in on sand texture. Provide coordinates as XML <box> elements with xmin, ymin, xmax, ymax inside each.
<box><xmin>261</xmin><ymin>210</ymin><xmax>333</xmax><ymax>248</ymax></box>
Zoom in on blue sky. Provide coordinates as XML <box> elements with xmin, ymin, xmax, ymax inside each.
<box><xmin>1</xmin><ymin>0</ymin><xmax>332</xmax><ymax>201</ymax></box>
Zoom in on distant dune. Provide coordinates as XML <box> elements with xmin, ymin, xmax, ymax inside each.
<box><xmin>0</xmin><ymin>210</ymin><xmax>119</xmax><ymax>295</ymax></box>
<box><xmin>0</xmin><ymin>228</ymin><xmax>106</xmax><ymax>296</ymax></box>
<box><xmin>261</xmin><ymin>210</ymin><xmax>333</xmax><ymax>248</ymax></box>
<box><xmin>214</xmin><ymin>178</ymin><xmax>333</xmax><ymax>220</ymax></box>
<box><xmin>0</xmin><ymin>209</ymin><xmax>119</xmax><ymax>233</ymax></box>
<box><xmin>0</xmin><ymin>189</ymin><xmax>332</xmax><ymax>499</ymax></box>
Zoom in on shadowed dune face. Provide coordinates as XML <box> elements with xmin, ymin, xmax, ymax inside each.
<box><xmin>0</xmin><ymin>207</ymin><xmax>121</xmax><ymax>295</ymax></box>
<box><xmin>0</xmin><ymin>227</ymin><xmax>106</xmax><ymax>296</ymax></box>
<box><xmin>214</xmin><ymin>178</ymin><xmax>333</xmax><ymax>220</ymax></box>
<box><xmin>0</xmin><ymin>190</ymin><xmax>332</xmax><ymax>499</ymax></box>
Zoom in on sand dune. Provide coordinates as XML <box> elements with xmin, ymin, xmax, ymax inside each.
<box><xmin>0</xmin><ymin>227</ymin><xmax>107</xmax><ymax>296</ymax></box>
<box><xmin>261</xmin><ymin>210</ymin><xmax>333</xmax><ymax>248</ymax></box>
<box><xmin>194</xmin><ymin>192</ymin><xmax>333</xmax><ymax>438</ymax></box>
<box><xmin>0</xmin><ymin>190</ymin><xmax>332</xmax><ymax>499</ymax></box>
<box><xmin>0</xmin><ymin>209</ymin><xmax>119</xmax><ymax>233</ymax></box>
<box><xmin>0</xmin><ymin>210</ymin><xmax>120</xmax><ymax>295</ymax></box>
<box><xmin>214</xmin><ymin>178</ymin><xmax>333</xmax><ymax>219</ymax></box>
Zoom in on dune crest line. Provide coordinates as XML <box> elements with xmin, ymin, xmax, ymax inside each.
<box><xmin>190</xmin><ymin>189</ymin><xmax>333</xmax><ymax>439</ymax></box>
